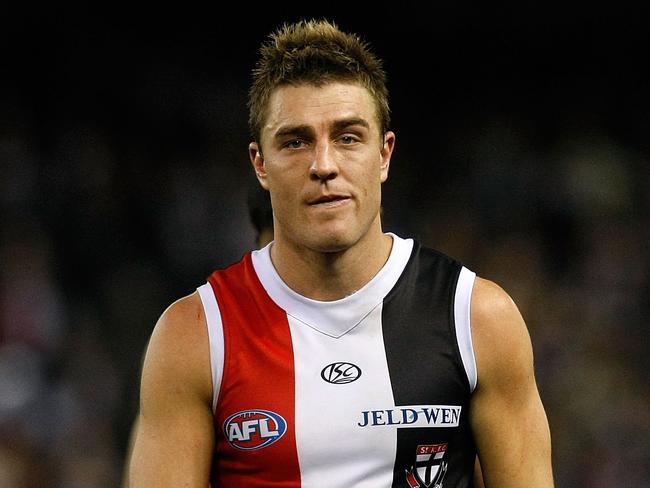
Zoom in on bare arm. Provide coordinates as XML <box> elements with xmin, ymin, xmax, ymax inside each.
<box><xmin>470</xmin><ymin>278</ymin><xmax>553</xmax><ymax>487</ymax></box>
<box><xmin>127</xmin><ymin>292</ymin><xmax>215</xmax><ymax>487</ymax></box>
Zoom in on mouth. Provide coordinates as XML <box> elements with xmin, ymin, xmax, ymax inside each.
<box><xmin>308</xmin><ymin>194</ymin><xmax>351</xmax><ymax>207</ymax></box>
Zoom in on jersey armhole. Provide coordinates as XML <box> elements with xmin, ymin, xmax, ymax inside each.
<box><xmin>197</xmin><ymin>283</ymin><xmax>224</xmax><ymax>412</ymax></box>
<box><xmin>454</xmin><ymin>267</ymin><xmax>477</xmax><ymax>392</ymax></box>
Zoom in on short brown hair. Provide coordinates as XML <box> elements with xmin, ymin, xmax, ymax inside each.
<box><xmin>248</xmin><ymin>19</ymin><xmax>390</xmax><ymax>145</ymax></box>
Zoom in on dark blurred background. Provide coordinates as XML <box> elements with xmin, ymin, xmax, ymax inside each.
<box><xmin>1</xmin><ymin>3</ymin><xmax>648</xmax><ymax>486</ymax></box>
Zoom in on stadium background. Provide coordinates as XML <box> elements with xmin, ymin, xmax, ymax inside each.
<box><xmin>1</xmin><ymin>4</ymin><xmax>648</xmax><ymax>486</ymax></box>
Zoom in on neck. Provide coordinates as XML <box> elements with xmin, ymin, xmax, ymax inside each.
<box><xmin>269</xmin><ymin>228</ymin><xmax>393</xmax><ymax>301</ymax></box>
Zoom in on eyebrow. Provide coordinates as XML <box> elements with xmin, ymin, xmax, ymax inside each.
<box><xmin>274</xmin><ymin>124</ymin><xmax>314</xmax><ymax>140</ymax></box>
<box><xmin>273</xmin><ymin>117</ymin><xmax>371</xmax><ymax>140</ymax></box>
<box><xmin>331</xmin><ymin>117</ymin><xmax>370</xmax><ymax>132</ymax></box>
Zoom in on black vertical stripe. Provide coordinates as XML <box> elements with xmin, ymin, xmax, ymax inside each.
<box><xmin>382</xmin><ymin>242</ymin><xmax>475</xmax><ymax>488</ymax></box>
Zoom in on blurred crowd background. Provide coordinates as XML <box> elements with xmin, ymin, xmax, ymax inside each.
<box><xmin>1</xmin><ymin>4</ymin><xmax>648</xmax><ymax>487</ymax></box>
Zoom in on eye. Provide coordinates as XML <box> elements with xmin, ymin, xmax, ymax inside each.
<box><xmin>339</xmin><ymin>135</ymin><xmax>358</xmax><ymax>145</ymax></box>
<box><xmin>284</xmin><ymin>139</ymin><xmax>306</xmax><ymax>149</ymax></box>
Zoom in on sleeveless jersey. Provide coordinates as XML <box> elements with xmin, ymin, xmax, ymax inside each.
<box><xmin>196</xmin><ymin>234</ymin><xmax>477</xmax><ymax>488</ymax></box>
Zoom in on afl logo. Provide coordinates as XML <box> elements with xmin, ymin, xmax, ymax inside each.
<box><xmin>223</xmin><ymin>409</ymin><xmax>287</xmax><ymax>451</ymax></box>
<box><xmin>321</xmin><ymin>362</ymin><xmax>362</xmax><ymax>384</ymax></box>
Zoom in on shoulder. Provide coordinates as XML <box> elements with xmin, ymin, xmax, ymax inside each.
<box><xmin>471</xmin><ymin>277</ymin><xmax>522</xmax><ymax>327</ymax></box>
<box><xmin>149</xmin><ymin>291</ymin><xmax>206</xmax><ymax>356</ymax></box>
<box><xmin>470</xmin><ymin>277</ymin><xmax>535</xmax><ymax>389</ymax></box>
<box><xmin>140</xmin><ymin>291</ymin><xmax>212</xmax><ymax>407</ymax></box>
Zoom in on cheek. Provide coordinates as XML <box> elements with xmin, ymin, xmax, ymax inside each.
<box><xmin>269</xmin><ymin>166</ymin><xmax>307</xmax><ymax>197</ymax></box>
<box><xmin>360</xmin><ymin>168</ymin><xmax>381</xmax><ymax>194</ymax></box>
<box><xmin>268</xmin><ymin>162</ymin><xmax>304</xmax><ymax>188</ymax></box>
<box><xmin>268</xmin><ymin>185</ymin><xmax>297</xmax><ymax>220</ymax></box>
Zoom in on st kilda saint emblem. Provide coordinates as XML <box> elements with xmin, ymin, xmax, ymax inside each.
<box><xmin>405</xmin><ymin>443</ymin><xmax>449</xmax><ymax>488</ymax></box>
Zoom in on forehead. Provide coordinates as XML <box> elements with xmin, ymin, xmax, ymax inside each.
<box><xmin>263</xmin><ymin>82</ymin><xmax>378</xmax><ymax>136</ymax></box>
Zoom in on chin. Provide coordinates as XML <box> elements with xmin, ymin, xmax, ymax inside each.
<box><xmin>306</xmin><ymin>229</ymin><xmax>358</xmax><ymax>254</ymax></box>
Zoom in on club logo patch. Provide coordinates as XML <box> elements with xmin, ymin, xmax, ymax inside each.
<box><xmin>321</xmin><ymin>362</ymin><xmax>362</xmax><ymax>384</ymax></box>
<box><xmin>406</xmin><ymin>443</ymin><xmax>449</xmax><ymax>488</ymax></box>
<box><xmin>223</xmin><ymin>409</ymin><xmax>286</xmax><ymax>451</ymax></box>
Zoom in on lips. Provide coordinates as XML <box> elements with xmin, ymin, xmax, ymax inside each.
<box><xmin>308</xmin><ymin>194</ymin><xmax>350</xmax><ymax>205</ymax></box>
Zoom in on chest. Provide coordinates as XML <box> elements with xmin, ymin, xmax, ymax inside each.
<box><xmin>214</xmin><ymin>301</ymin><xmax>471</xmax><ymax>487</ymax></box>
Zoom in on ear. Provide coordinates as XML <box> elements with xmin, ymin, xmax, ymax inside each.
<box><xmin>249</xmin><ymin>142</ymin><xmax>270</xmax><ymax>190</ymax></box>
<box><xmin>379</xmin><ymin>131</ymin><xmax>396</xmax><ymax>183</ymax></box>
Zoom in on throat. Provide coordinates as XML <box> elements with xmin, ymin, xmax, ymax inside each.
<box><xmin>270</xmin><ymin>233</ymin><xmax>393</xmax><ymax>301</ymax></box>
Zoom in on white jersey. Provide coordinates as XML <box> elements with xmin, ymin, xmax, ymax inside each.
<box><xmin>197</xmin><ymin>234</ymin><xmax>477</xmax><ymax>487</ymax></box>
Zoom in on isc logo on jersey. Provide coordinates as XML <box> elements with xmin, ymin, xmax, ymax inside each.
<box><xmin>321</xmin><ymin>361</ymin><xmax>362</xmax><ymax>384</ymax></box>
<box><xmin>223</xmin><ymin>409</ymin><xmax>287</xmax><ymax>450</ymax></box>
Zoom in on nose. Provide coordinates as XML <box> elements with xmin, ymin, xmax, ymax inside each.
<box><xmin>309</xmin><ymin>143</ymin><xmax>338</xmax><ymax>181</ymax></box>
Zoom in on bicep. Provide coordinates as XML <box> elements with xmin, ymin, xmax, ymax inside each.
<box><xmin>128</xmin><ymin>294</ymin><xmax>215</xmax><ymax>487</ymax></box>
<box><xmin>129</xmin><ymin>406</ymin><xmax>214</xmax><ymax>486</ymax></box>
<box><xmin>469</xmin><ymin>278</ymin><xmax>553</xmax><ymax>487</ymax></box>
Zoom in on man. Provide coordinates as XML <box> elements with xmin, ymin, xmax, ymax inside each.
<box><xmin>128</xmin><ymin>19</ymin><xmax>553</xmax><ymax>487</ymax></box>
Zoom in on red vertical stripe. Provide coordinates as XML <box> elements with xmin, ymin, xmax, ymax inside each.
<box><xmin>208</xmin><ymin>253</ymin><xmax>301</xmax><ymax>487</ymax></box>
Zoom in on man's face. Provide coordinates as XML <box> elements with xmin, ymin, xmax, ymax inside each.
<box><xmin>250</xmin><ymin>82</ymin><xmax>395</xmax><ymax>253</ymax></box>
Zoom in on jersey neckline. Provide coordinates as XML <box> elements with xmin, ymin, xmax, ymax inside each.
<box><xmin>250</xmin><ymin>233</ymin><xmax>414</xmax><ymax>338</ymax></box>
